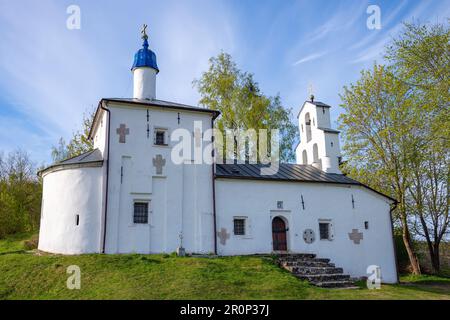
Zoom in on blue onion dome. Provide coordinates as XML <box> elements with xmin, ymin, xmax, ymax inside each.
<box><xmin>131</xmin><ymin>31</ymin><xmax>159</xmax><ymax>73</ymax></box>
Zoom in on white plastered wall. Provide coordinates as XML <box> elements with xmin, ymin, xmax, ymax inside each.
<box><xmin>215</xmin><ymin>178</ymin><xmax>398</xmax><ymax>283</ymax></box>
<box><xmin>38</xmin><ymin>166</ymin><xmax>104</xmax><ymax>254</ymax></box>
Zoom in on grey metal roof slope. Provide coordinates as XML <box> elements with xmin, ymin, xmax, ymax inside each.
<box><xmin>297</xmin><ymin>100</ymin><xmax>331</xmax><ymax>118</ymax></box>
<box><xmin>215</xmin><ymin>163</ymin><xmax>395</xmax><ymax>201</ymax></box>
<box><xmin>102</xmin><ymin>98</ymin><xmax>220</xmax><ymax>119</ymax></box>
<box><xmin>38</xmin><ymin>149</ymin><xmax>103</xmax><ymax>176</ymax></box>
<box><xmin>58</xmin><ymin>148</ymin><xmax>103</xmax><ymax>165</ymax></box>
<box><xmin>216</xmin><ymin>163</ymin><xmax>358</xmax><ymax>184</ymax></box>
<box><xmin>317</xmin><ymin>127</ymin><xmax>340</xmax><ymax>134</ymax></box>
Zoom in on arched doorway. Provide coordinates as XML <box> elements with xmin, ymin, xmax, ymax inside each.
<box><xmin>272</xmin><ymin>217</ymin><xmax>287</xmax><ymax>251</ymax></box>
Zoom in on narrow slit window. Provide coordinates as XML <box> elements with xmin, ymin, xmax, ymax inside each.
<box><xmin>76</xmin><ymin>214</ymin><xmax>79</xmax><ymax>226</ymax></box>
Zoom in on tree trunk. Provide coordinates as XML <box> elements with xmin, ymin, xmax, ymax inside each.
<box><xmin>430</xmin><ymin>242</ymin><xmax>441</xmax><ymax>274</ymax></box>
<box><xmin>401</xmin><ymin>214</ymin><xmax>421</xmax><ymax>275</ymax></box>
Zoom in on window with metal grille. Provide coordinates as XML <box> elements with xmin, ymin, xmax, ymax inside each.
<box><xmin>133</xmin><ymin>202</ymin><xmax>148</xmax><ymax>224</ymax></box>
<box><xmin>319</xmin><ymin>222</ymin><xmax>330</xmax><ymax>240</ymax></box>
<box><xmin>233</xmin><ymin>218</ymin><xmax>246</xmax><ymax>236</ymax></box>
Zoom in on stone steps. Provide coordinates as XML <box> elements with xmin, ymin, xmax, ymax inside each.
<box><xmin>280</xmin><ymin>257</ymin><xmax>331</xmax><ymax>264</ymax></box>
<box><xmin>276</xmin><ymin>254</ymin><xmax>358</xmax><ymax>289</ymax></box>
<box><xmin>295</xmin><ymin>273</ymin><xmax>351</xmax><ymax>282</ymax></box>
<box><xmin>280</xmin><ymin>260</ymin><xmax>335</xmax><ymax>268</ymax></box>
<box><xmin>284</xmin><ymin>266</ymin><xmax>343</xmax><ymax>275</ymax></box>
<box><xmin>314</xmin><ymin>280</ymin><xmax>359</xmax><ymax>289</ymax></box>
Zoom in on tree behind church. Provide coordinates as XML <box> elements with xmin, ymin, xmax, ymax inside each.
<box><xmin>51</xmin><ymin>109</ymin><xmax>95</xmax><ymax>162</ymax></box>
<box><xmin>194</xmin><ymin>52</ymin><xmax>298</xmax><ymax>162</ymax></box>
<box><xmin>385</xmin><ymin>21</ymin><xmax>449</xmax><ymax>273</ymax></box>
<box><xmin>339</xmin><ymin>21</ymin><xmax>449</xmax><ymax>274</ymax></box>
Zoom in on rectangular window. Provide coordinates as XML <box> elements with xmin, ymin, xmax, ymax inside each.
<box><xmin>154</xmin><ymin>129</ymin><xmax>167</xmax><ymax>146</ymax></box>
<box><xmin>233</xmin><ymin>218</ymin><xmax>246</xmax><ymax>236</ymax></box>
<box><xmin>319</xmin><ymin>222</ymin><xmax>330</xmax><ymax>240</ymax></box>
<box><xmin>75</xmin><ymin>214</ymin><xmax>79</xmax><ymax>226</ymax></box>
<box><xmin>133</xmin><ymin>202</ymin><xmax>149</xmax><ymax>224</ymax></box>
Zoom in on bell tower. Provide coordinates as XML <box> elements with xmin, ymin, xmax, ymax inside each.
<box><xmin>295</xmin><ymin>97</ymin><xmax>341</xmax><ymax>174</ymax></box>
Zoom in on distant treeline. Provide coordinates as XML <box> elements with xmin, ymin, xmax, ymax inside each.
<box><xmin>0</xmin><ymin>150</ymin><xmax>42</xmax><ymax>238</ymax></box>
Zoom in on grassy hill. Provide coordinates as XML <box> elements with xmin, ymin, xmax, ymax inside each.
<box><xmin>0</xmin><ymin>233</ymin><xmax>449</xmax><ymax>300</ymax></box>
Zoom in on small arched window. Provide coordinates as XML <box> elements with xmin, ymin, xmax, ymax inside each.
<box><xmin>313</xmin><ymin>143</ymin><xmax>319</xmax><ymax>163</ymax></box>
<box><xmin>305</xmin><ymin>113</ymin><xmax>312</xmax><ymax>142</ymax></box>
<box><xmin>302</xmin><ymin>150</ymin><xmax>308</xmax><ymax>164</ymax></box>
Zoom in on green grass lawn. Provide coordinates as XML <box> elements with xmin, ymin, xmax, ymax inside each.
<box><xmin>0</xmin><ymin>233</ymin><xmax>448</xmax><ymax>300</ymax></box>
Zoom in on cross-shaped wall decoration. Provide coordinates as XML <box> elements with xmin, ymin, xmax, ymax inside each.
<box><xmin>116</xmin><ymin>124</ymin><xmax>130</xmax><ymax>143</ymax></box>
<box><xmin>217</xmin><ymin>228</ymin><xmax>230</xmax><ymax>245</ymax></box>
<box><xmin>303</xmin><ymin>229</ymin><xmax>315</xmax><ymax>244</ymax></box>
<box><xmin>152</xmin><ymin>154</ymin><xmax>166</xmax><ymax>175</ymax></box>
<box><xmin>301</xmin><ymin>195</ymin><xmax>305</xmax><ymax>210</ymax></box>
<box><xmin>194</xmin><ymin>128</ymin><xmax>202</xmax><ymax>148</ymax></box>
<box><xmin>351</xmin><ymin>194</ymin><xmax>355</xmax><ymax>209</ymax></box>
<box><xmin>348</xmin><ymin>229</ymin><xmax>363</xmax><ymax>244</ymax></box>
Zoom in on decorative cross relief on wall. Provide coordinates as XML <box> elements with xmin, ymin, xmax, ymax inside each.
<box><xmin>303</xmin><ymin>229</ymin><xmax>315</xmax><ymax>244</ymax></box>
<box><xmin>152</xmin><ymin>154</ymin><xmax>166</xmax><ymax>175</ymax></box>
<box><xmin>217</xmin><ymin>228</ymin><xmax>230</xmax><ymax>245</ymax></box>
<box><xmin>348</xmin><ymin>229</ymin><xmax>363</xmax><ymax>244</ymax></box>
<box><xmin>194</xmin><ymin>128</ymin><xmax>202</xmax><ymax>148</ymax></box>
<box><xmin>116</xmin><ymin>124</ymin><xmax>130</xmax><ymax>143</ymax></box>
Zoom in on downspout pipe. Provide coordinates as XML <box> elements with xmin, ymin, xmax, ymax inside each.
<box><xmin>211</xmin><ymin>116</ymin><xmax>218</xmax><ymax>255</ymax></box>
<box><xmin>101</xmin><ymin>102</ymin><xmax>111</xmax><ymax>254</ymax></box>
<box><xmin>389</xmin><ymin>200</ymin><xmax>400</xmax><ymax>283</ymax></box>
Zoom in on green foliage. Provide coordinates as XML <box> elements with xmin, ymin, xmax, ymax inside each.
<box><xmin>194</xmin><ymin>52</ymin><xmax>298</xmax><ymax>162</ymax></box>
<box><xmin>0</xmin><ymin>151</ymin><xmax>41</xmax><ymax>238</ymax></box>
<box><xmin>339</xmin><ymin>20</ymin><xmax>450</xmax><ymax>273</ymax></box>
<box><xmin>385</xmin><ymin>21</ymin><xmax>450</xmax><ymax>145</ymax></box>
<box><xmin>51</xmin><ymin>109</ymin><xmax>95</xmax><ymax>162</ymax></box>
<box><xmin>0</xmin><ymin>233</ymin><xmax>448</xmax><ymax>300</ymax></box>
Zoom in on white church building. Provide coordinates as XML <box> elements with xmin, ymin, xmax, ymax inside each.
<box><xmin>38</xmin><ymin>29</ymin><xmax>398</xmax><ymax>283</ymax></box>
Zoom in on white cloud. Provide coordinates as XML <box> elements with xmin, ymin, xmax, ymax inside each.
<box><xmin>292</xmin><ymin>52</ymin><xmax>327</xmax><ymax>66</ymax></box>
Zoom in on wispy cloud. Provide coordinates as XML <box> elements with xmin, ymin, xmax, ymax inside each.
<box><xmin>293</xmin><ymin>52</ymin><xmax>327</xmax><ymax>66</ymax></box>
<box><xmin>303</xmin><ymin>1</ymin><xmax>368</xmax><ymax>44</ymax></box>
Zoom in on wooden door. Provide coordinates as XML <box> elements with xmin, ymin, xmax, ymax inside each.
<box><xmin>272</xmin><ymin>217</ymin><xmax>287</xmax><ymax>251</ymax></box>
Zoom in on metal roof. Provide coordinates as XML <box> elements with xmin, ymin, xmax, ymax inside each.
<box><xmin>297</xmin><ymin>100</ymin><xmax>331</xmax><ymax>118</ymax></box>
<box><xmin>215</xmin><ymin>163</ymin><xmax>396</xmax><ymax>201</ymax></box>
<box><xmin>57</xmin><ymin>149</ymin><xmax>103</xmax><ymax>165</ymax></box>
<box><xmin>317</xmin><ymin>127</ymin><xmax>340</xmax><ymax>134</ymax></box>
<box><xmin>38</xmin><ymin>149</ymin><xmax>103</xmax><ymax>176</ymax></box>
<box><xmin>216</xmin><ymin>163</ymin><xmax>359</xmax><ymax>184</ymax></box>
<box><xmin>103</xmin><ymin>98</ymin><xmax>220</xmax><ymax>118</ymax></box>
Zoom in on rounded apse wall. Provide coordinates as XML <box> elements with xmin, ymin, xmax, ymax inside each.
<box><xmin>38</xmin><ymin>166</ymin><xmax>103</xmax><ymax>254</ymax></box>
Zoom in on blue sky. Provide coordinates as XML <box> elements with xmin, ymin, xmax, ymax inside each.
<box><xmin>0</xmin><ymin>0</ymin><xmax>448</xmax><ymax>165</ymax></box>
